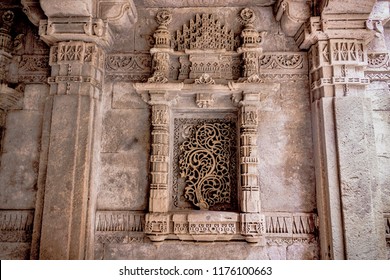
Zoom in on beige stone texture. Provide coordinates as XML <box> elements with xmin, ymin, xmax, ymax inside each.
<box><xmin>0</xmin><ymin>0</ymin><xmax>389</xmax><ymax>260</ymax></box>
<box><xmin>94</xmin><ymin>241</ymin><xmax>318</xmax><ymax>260</ymax></box>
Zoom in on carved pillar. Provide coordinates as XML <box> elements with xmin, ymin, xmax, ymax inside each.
<box><xmin>31</xmin><ymin>0</ymin><xmax>137</xmax><ymax>260</ymax></box>
<box><xmin>238</xmin><ymin>8</ymin><xmax>265</xmax><ymax>82</ymax></box>
<box><xmin>36</xmin><ymin>41</ymin><xmax>104</xmax><ymax>259</ymax></box>
<box><xmin>149</xmin><ymin>102</ymin><xmax>170</xmax><ymax>212</ymax></box>
<box><xmin>239</xmin><ymin>102</ymin><xmax>260</xmax><ymax>213</ymax></box>
<box><xmin>297</xmin><ymin>12</ymin><xmax>387</xmax><ymax>258</ymax></box>
<box><xmin>239</xmin><ymin>93</ymin><xmax>265</xmax><ymax>244</ymax></box>
<box><xmin>144</xmin><ymin>92</ymin><xmax>172</xmax><ymax>242</ymax></box>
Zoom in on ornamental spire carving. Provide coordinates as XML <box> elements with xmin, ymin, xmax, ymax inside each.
<box><xmin>238</xmin><ymin>8</ymin><xmax>266</xmax><ymax>82</ymax></box>
<box><xmin>174</xmin><ymin>13</ymin><xmax>237</xmax><ymax>51</ymax></box>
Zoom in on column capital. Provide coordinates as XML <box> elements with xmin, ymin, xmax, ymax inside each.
<box><xmin>295</xmin><ymin>0</ymin><xmax>380</xmax><ymax>50</ymax></box>
<box><xmin>37</xmin><ymin>0</ymin><xmax>138</xmax><ymax>49</ymax></box>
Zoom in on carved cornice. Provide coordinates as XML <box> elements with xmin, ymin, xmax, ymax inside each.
<box><xmin>295</xmin><ymin>16</ymin><xmax>376</xmax><ymax>50</ymax></box>
<box><xmin>137</xmin><ymin>0</ymin><xmax>276</xmax><ymax>8</ymax></box>
<box><xmin>105</xmin><ymin>52</ymin><xmax>307</xmax><ymax>82</ymax></box>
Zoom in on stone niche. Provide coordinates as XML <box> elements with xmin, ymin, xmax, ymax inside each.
<box><xmin>128</xmin><ymin>8</ymin><xmax>317</xmax><ymax>246</ymax></box>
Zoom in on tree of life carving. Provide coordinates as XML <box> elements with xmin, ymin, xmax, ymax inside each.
<box><xmin>179</xmin><ymin>122</ymin><xmax>235</xmax><ymax>210</ymax></box>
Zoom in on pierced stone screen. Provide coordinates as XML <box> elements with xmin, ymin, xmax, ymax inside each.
<box><xmin>173</xmin><ymin>118</ymin><xmax>237</xmax><ymax>211</ymax></box>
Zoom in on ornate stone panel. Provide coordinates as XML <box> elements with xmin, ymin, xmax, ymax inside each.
<box><xmin>95</xmin><ymin>211</ymin><xmax>144</xmax><ymax>244</ymax></box>
<box><xmin>173</xmin><ymin>117</ymin><xmax>238</xmax><ymax>211</ymax></box>
<box><xmin>132</xmin><ymin>8</ymin><xmax>310</xmax><ymax>246</ymax></box>
<box><xmin>94</xmin><ymin>210</ymin><xmax>317</xmax><ymax>244</ymax></box>
<box><xmin>105</xmin><ymin>53</ymin><xmax>152</xmax><ymax>82</ymax></box>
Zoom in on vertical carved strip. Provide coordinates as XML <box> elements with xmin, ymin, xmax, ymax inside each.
<box><xmin>149</xmin><ymin>104</ymin><xmax>170</xmax><ymax>213</ymax></box>
<box><xmin>239</xmin><ymin>105</ymin><xmax>260</xmax><ymax>213</ymax></box>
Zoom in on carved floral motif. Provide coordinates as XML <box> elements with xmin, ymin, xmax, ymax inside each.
<box><xmin>238</xmin><ymin>8</ymin><xmax>256</xmax><ymax>25</ymax></box>
<box><xmin>194</xmin><ymin>73</ymin><xmax>215</xmax><ymax>84</ymax></box>
<box><xmin>179</xmin><ymin>122</ymin><xmax>236</xmax><ymax>210</ymax></box>
<box><xmin>367</xmin><ymin>53</ymin><xmax>390</xmax><ymax>69</ymax></box>
<box><xmin>259</xmin><ymin>53</ymin><xmax>304</xmax><ymax>69</ymax></box>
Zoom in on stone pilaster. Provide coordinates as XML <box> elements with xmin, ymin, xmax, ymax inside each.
<box><xmin>149</xmin><ymin>103</ymin><xmax>170</xmax><ymax>212</ymax></box>
<box><xmin>239</xmin><ymin>93</ymin><xmax>265</xmax><ymax>244</ymax></box>
<box><xmin>29</xmin><ymin>0</ymin><xmax>137</xmax><ymax>260</ymax></box>
<box><xmin>239</xmin><ymin>102</ymin><xmax>260</xmax><ymax>213</ymax></box>
<box><xmin>144</xmin><ymin>92</ymin><xmax>172</xmax><ymax>242</ymax></box>
<box><xmin>299</xmin><ymin>9</ymin><xmax>387</xmax><ymax>258</ymax></box>
<box><xmin>36</xmin><ymin>41</ymin><xmax>104</xmax><ymax>259</ymax></box>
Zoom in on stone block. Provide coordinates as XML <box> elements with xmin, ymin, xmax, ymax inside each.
<box><xmin>258</xmin><ymin>109</ymin><xmax>316</xmax><ymax>212</ymax></box>
<box><xmin>112</xmin><ymin>83</ymin><xmax>149</xmax><ymax>109</ymax></box>
<box><xmin>101</xmin><ymin>109</ymin><xmax>150</xmax><ymax>153</ymax></box>
<box><xmin>3</xmin><ymin>111</ymin><xmax>41</xmax><ymax>156</ymax></box>
<box><xmin>335</xmin><ymin>97</ymin><xmax>386</xmax><ymax>259</ymax></box>
<box><xmin>286</xmin><ymin>243</ymin><xmax>319</xmax><ymax>260</ymax></box>
<box><xmin>0</xmin><ymin>243</ymin><xmax>31</xmax><ymax>260</ymax></box>
<box><xmin>23</xmin><ymin>84</ymin><xmax>49</xmax><ymax>111</ymax></box>
<box><xmin>97</xmin><ymin>153</ymin><xmax>148</xmax><ymax>211</ymax></box>
<box><xmin>0</xmin><ymin>111</ymin><xmax>42</xmax><ymax>209</ymax></box>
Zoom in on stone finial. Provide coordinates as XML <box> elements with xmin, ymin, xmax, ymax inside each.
<box><xmin>238</xmin><ymin>8</ymin><xmax>265</xmax><ymax>49</ymax></box>
<box><xmin>153</xmin><ymin>10</ymin><xmax>172</xmax><ymax>48</ymax></box>
<box><xmin>238</xmin><ymin>8</ymin><xmax>256</xmax><ymax>25</ymax></box>
<box><xmin>156</xmin><ymin>9</ymin><xmax>172</xmax><ymax>26</ymax></box>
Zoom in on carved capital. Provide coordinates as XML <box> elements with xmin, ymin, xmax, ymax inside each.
<box><xmin>295</xmin><ymin>13</ymin><xmax>376</xmax><ymax>50</ymax></box>
<box><xmin>274</xmin><ymin>0</ymin><xmax>311</xmax><ymax>37</ymax></box>
<box><xmin>39</xmin><ymin>1</ymin><xmax>138</xmax><ymax>48</ymax></box>
<box><xmin>21</xmin><ymin>0</ymin><xmax>46</xmax><ymax>26</ymax></box>
<box><xmin>145</xmin><ymin>213</ymin><xmax>170</xmax><ymax>241</ymax></box>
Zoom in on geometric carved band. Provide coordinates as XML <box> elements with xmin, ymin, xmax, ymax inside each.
<box><xmin>0</xmin><ymin>210</ymin><xmax>34</xmax><ymax>243</ymax></box>
<box><xmin>94</xmin><ymin>210</ymin><xmax>320</xmax><ymax>244</ymax></box>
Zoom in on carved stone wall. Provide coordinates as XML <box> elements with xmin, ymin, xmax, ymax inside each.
<box><xmin>0</xmin><ymin>0</ymin><xmax>389</xmax><ymax>260</ymax></box>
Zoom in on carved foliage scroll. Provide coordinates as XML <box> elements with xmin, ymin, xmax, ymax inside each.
<box><xmin>179</xmin><ymin>122</ymin><xmax>236</xmax><ymax>210</ymax></box>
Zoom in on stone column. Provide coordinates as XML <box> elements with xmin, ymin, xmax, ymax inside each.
<box><xmin>298</xmin><ymin>13</ymin><xmax>387</xmax><ymax>258</ymax></box>
<box><xmin>37</xmin><ymin>41</ymin><xmax>104</xmax><ymax>259</ymax></box>
<box><xmin>30</xmin><ymin>0</ymin><xmax>137</xmax><ymax>260</ymax></box>
<box><xmin>144</xmin><ymin>92</ymin><xmax>172</xmax><ymax>242</ymax></box>
<box><xmin>239</xmin><ymin>100</ymin><xmax>260</xmax><ymax>213</ymax></box>
<box><xmin>239</xmin><ymin>97</ymin><xmax>265</xmax><ymax>244</ymax></box>
<box><xmin>149</xmin><ymin>102</ymin><xmax>170</xmax><ymax>212</ymax></box>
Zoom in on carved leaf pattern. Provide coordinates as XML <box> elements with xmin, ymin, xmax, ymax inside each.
<box><xmin>179</xmin><ymin>122</ymin><xmax>235</xmax><ymax>210</ymax></box>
